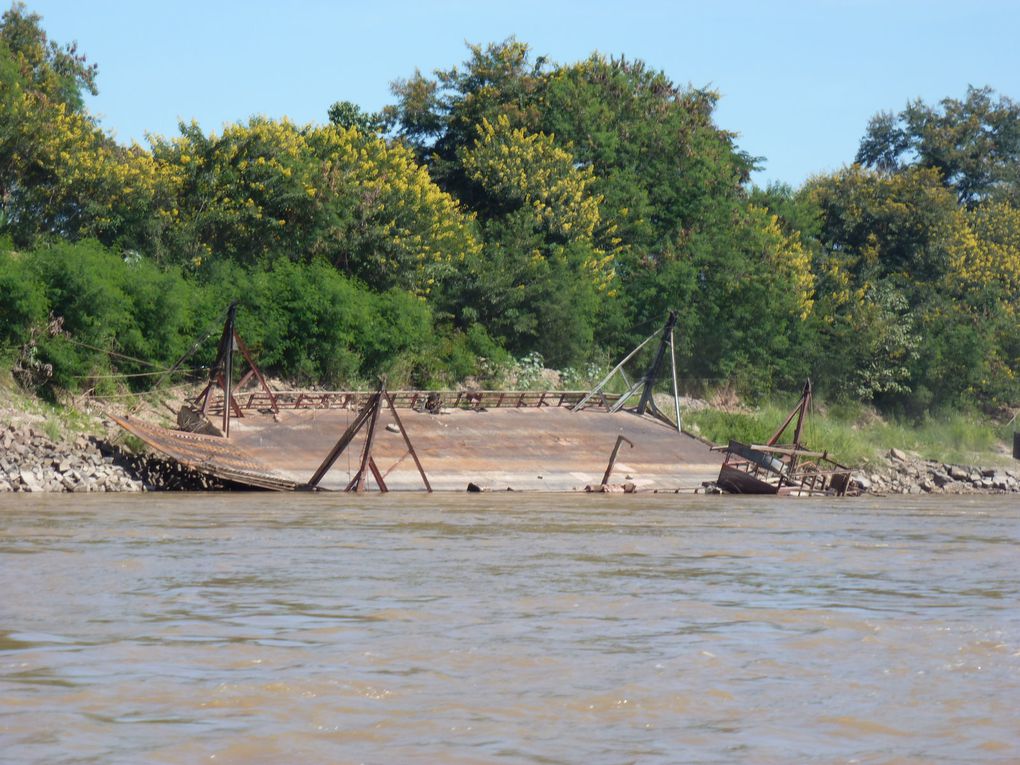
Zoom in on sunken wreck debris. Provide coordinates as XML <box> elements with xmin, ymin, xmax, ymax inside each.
<box><xmin>110</xmin><ymin>308</ymin><xmax>725</xmax><ymax>493</ymax></box>
<box><xmin>709</xmin><ymin>380</ymin><xmax>856</xmax><ymax>497</ymax></box>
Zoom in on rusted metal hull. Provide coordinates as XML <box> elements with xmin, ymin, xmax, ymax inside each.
<box><xmin>713</xmin><ymin>439</ymin><xmax>855</xmax><ymax>497</ymax></box>
<box><xmin>716</xmin><ymin>463</ymin><xmax>780</xmax><ymax>495</ymax></box>
<box><xmin>113</xmin><ymin>400</ymin><xmax>723</xmax><ymax>492</ymax></box>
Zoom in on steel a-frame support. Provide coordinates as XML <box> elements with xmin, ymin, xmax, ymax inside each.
<box><xmin>303</xmin><ymin>379</ymin><xmax>431</xmax><ymax>493</ymax></box>
<box><xmin>193</xmin><ymin>302</ymin><xmax>279</xmax><ymax>437</ymax></box>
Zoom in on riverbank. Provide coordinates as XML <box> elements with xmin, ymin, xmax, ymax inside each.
<box><xmin>0</xmin><ymin>422</ymin><xmax>224</xmax><ymax>492</ymax></box>
<box><xmin>1</xmin><ymin>406</ymin><xmax>1016</xmax><ymax>495</ymax></box>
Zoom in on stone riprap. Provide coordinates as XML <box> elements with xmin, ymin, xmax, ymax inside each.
<box><xmin>0</xmin><ymin>423</ymin><xmax>224</xmax><ymax>492</ymax></box>
<box><xmin>854</xmin><ymin>449</ymin><xmax>1020</xmax><ymax>495</ymax></box>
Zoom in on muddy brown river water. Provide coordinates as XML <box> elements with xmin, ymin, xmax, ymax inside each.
<box><xmin>1</xmin><ymin>493</ymin><xmax>1018</xmax><ymax>764</ymax></box>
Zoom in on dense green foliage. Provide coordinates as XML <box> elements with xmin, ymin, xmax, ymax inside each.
<box><xmin>0</xmin><ymin>7</ymin><xmax>1017</xmax><ymax>417</ymax></box>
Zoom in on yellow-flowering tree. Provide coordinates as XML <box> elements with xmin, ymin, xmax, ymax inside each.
<box><xmin>152</xmin><ymin>118</ymin><xmax>479</xmax><ymax>295</ymax></box>
<box><xmin>945</xmin><ymin>201</ymin><xmax>1020</xmax><ymax>311</ymax></box>
<box><xmin>0</xmin><ymin>5</ymin><xmax>177</xmax><ymax>253</ymax></box>
<box><xmin>450</xmin><ymin>115</ymin><xmax>614</xmax><ymax>365</ymax></box>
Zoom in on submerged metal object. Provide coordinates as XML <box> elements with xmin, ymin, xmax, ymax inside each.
<box><xmin>108</xmin><ymin>307</ymin><xmax>724</xmax><ymax>492</ymax></box>
<box><xmin>711</xmin><ymin>380</ymin><xmax>855</xmax><ymax>497</ymax></box>
<box><xmin>114</xmin><ymin>396</ymin><xmax>723</xmax><ymax>492</ymax></box>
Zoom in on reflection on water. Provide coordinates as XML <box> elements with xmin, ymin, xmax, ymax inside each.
<box><xmin>1</xmin><ymin>493</ymin><xmax>1018</xmax><ymax>764</ymax></box>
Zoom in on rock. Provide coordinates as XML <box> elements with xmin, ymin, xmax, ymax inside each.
<box><xmin>853</xmin><ymin>476</ymin><xmax>872</xmax><ymax>492</ymax></box>
<box><xmin>585</xmin><ymin>482</ymin><xmax>637</xmax><ymax>493</ymax></box>
<box><xmin>948</xmin><ymin>465</ymin><xmax>970</xmax><ymax>481</ymax></box>
<box><xmin>19</xmin><ymin>469</ymin><xmax>42</xmax><ymax>492</ymax></box>
<box><xmin>385</xmin><ymin>423</ymin><xmax>400</xmax><ymax>433</ymax></box>
<box><xmin>888</xmin><ymin>448</ymin><xmax>909</xmax><ymax>462</ymax></box>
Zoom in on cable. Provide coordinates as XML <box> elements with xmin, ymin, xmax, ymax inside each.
<box><xmin>59</xmin><ymin>337</ymin><xmax>166</xmax><ymax>369</ymax></box>
<box><xmin>70</xmin><ymin>367</ymin><xmax>203</xmax><ymax>380</ymax></box>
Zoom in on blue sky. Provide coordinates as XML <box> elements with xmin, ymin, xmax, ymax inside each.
<box><xmin>22</xmin><ymin>0</ymin><xmax>1020</xmax><ymax>187</ymax></box>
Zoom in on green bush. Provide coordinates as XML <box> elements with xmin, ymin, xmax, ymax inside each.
<box><xmin>0</xmin><ymin>250</ymin><xmax>48</xmax><ymax>346</ymax></box>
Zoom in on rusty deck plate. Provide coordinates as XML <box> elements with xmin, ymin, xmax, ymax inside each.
<box><xmin>113</xmin><ymin>406</ymin><xmax>722</xmax><ymax>492</ymax></box>
<box><xmin>109</xmin><ymin>414</ymin><xmax>297</xmax><ymax>491</ymax></box>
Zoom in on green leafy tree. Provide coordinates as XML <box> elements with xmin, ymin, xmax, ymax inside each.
<box><xmin>445</xmin><ymin>117</ymin><xmax>610</xmax><ymax>365</ymax></box>
<box><xmin>0</xmin><ymin>5</ymin><xmax>177</xmax><ymax>252</ymax></box>
<box><xmin>0</xmin><ymin>3</ymin><xmax>96</xmax><ymax>112</ymax></box>
<box><xmin>386</xmin><ymin>42</ymin><xmax>761</xmax><ymax>372</ymax></box>
<box><xmin>856</xmin><ymin>86</ymin><xmax>1020</xmax><ymax>206</ymax></box>
<box><xmin>327</xmin><ymin>100</ymin><xmax>383</xmax><ymax>133</ymax></box>
<box><xmin>806</xmin><ymin>166</ymin><xmax>959</xmax><ymax>292</ymax></box>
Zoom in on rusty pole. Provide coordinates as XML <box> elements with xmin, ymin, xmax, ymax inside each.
<box><xmin>349</xmin><ymin>382</ymin><xmax>386</xmax><ymax>492</ymax></box>
<box><xmin>384</xmin><ymin>392</ymin><xmax>432</xmax><ymax>492</ymax></box>
<box><xmin>601</xmin><ymin>435</ymin><xmax>634</xmax><ymax>485</ymax></box>
<box><xmin>220</xmin><ymin>303</ymin><xmax>236</xmax><ymax>437</ymax></box>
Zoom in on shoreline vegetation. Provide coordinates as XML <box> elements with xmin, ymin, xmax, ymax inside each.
<box><xmin>0</xmin><ymin>5</ymin><xmax>1017</xmax><ymax>479</ymax></box>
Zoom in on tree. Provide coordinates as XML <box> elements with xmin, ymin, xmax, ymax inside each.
<box><xmin>444</xmin><ymin>116</ymin><xmax>611</xmax><ymax>365</ymax></box>
<box><xmin>806</xmin><ymin>166</ymin><xmax>959</xmax><ymax>291</ymax></box>
<box><xmin>0</xmin><ymin>5</ymin><xmax>177</xmax><ymax>252</ymax></box>
<box><xmin>684</xmin><ymin>204</ymin><xmax>816</xmax><ymax>394</ymax></box>
<box><xmin>152</xmin><ymin>118</ymin><xmax>479</xmax><ymax>295</ymax></box>
<box><xmin>385</xmin><ymin>39</ymin><xmax>548</xmax><ymax>167</ymax></box>
<box><xmin>327</xmin><ymin>100</ymin><xmax>382</xmax><ymax>133</ymax></box>
<box><xmin>803</xmin><ymin>164</ymin><xmax>1020</xmax><ymax>409</ymax></box>
<box><xmin>385</xmin><ymin>42</ymin><xmax>761</xmax><ymax>369</ymax></box>
<box><xmin>856</xmin><ymin>86</ymin><xmax>1020</xmax><ymax>206</ymax></box>
<box><xmin>0</xmin><ymin>3</ymin><xmax>97</xmax><ymax>112</ymax></box>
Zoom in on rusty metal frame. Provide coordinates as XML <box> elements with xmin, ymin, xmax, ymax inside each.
<box><xmin>303</xmin><ymin>380</ymin><xmax>431</xmax><ymax>493</ymax></box>
<box><xmin>204</xmin><ymin>389</ymin><xmax>618</xmax><ymax>415</ymax></box>
<box><xmin>346</xmin><ymin>380</ymin><xmax>385</xmax><ymax>492</ymax></box>
<box><xmin>575</xmin><ymin>312</ymin><xmax>683</xmax><ymax>433</ymax></box>
<box><xmin>712</xmin><ymin>380</ymin><xmax>854</xmax><ymax>496</ymax></box>
<box><xmin>193</xmin><ymin>303</ymin><xmax>279</xmax><ymax>437</ymax></box>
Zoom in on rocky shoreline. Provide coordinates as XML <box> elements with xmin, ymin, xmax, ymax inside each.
<box><xmin>854</xmin><ymin>448</ymin><xmax>1018</xmax><ymax>496</ymax></box>
<box><xmin>0</xmin><ymin>420</ymin><xmax>1016</xmax><ymax>495</ymax></box>
<box><xmin>0</xmin><ymin>423</ymin><xmax>224</xmax><ymax>493</ymax></box>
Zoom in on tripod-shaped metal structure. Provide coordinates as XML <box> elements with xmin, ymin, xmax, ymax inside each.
<box><xmin>571</xmin><ymin>311</ymin><xmax>683</xmax><ymax>432</ymax></box>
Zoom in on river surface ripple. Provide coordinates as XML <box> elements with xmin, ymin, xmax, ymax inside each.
<box><xmin>1</xmin><ymin>493</ymin><xmax>1018</xmax><ymax>764</ymax></box>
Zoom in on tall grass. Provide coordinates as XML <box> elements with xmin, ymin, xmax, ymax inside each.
<box><xmin>685</xmin><ymin>398</ymin><xmax>1015</xmax><ymax>468</ymax></box>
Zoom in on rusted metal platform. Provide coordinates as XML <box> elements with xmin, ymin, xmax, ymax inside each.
<box><xmin>112</xmin><ymin>396</ymin><xmax>723</xmax><ymax>492</ymax></box>
<box><xmin>108</xmin><ymin>413</ymin><xmax>298</xmax><ymax>491</ymax></box>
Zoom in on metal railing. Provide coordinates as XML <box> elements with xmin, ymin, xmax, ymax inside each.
<box><xmin>204</xmin><ymin>389</ymin><xmax>624</xmax><ymax>416</ymax></box>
